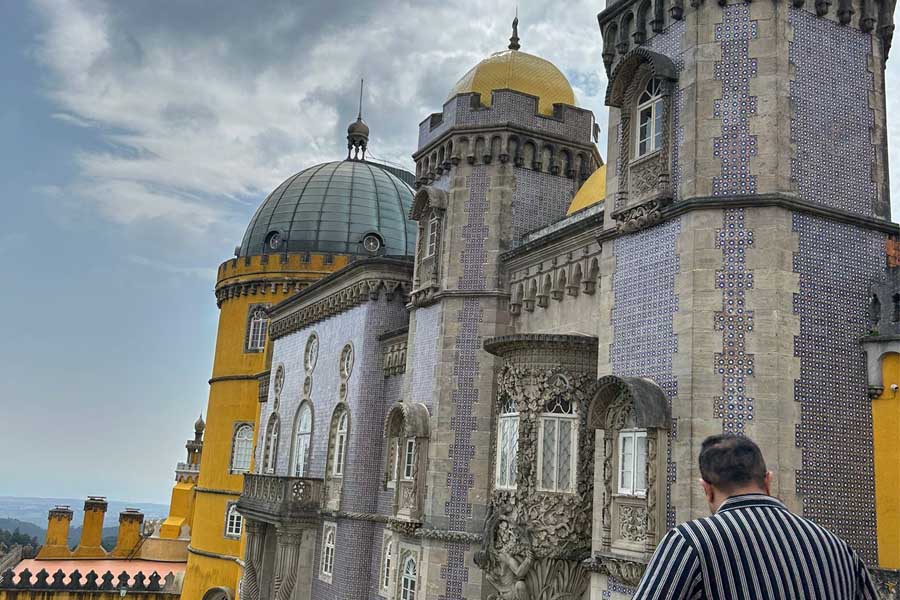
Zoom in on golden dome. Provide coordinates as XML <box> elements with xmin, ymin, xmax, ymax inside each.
<box><xmin>567</xmin><ymin>165</ymin><xmax>606</xmax><ymax>215</ymax></box>
<box><xmin>448</xmin><ymin>49</ymin><xmax>576</xmax><ymax>116</ymax></box>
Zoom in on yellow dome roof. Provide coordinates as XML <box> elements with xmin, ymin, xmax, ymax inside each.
<box><xmin>567</xmin><ymin>165</ymin><xmax>606</xmax><ymax>215</ymax></box>
<box><xmin>448</xmin><ymin>49</ymin><xmax>576</xmax><ymax>116</ymax></box>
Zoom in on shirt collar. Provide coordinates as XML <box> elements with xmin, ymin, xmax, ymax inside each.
<box><xmin>717</xmin><ymin>494</ymin><xmax>787</xmax><ymax>514</ymax></box>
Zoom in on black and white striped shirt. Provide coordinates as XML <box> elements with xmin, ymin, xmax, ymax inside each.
<box><xmin>633</xmin><ymin>494</ymin><xmax>877</xmax><ymax>599</ymax></box>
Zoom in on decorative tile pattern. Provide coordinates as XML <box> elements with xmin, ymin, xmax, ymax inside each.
<box><xmin>409</xmin><ymin>304</ymin><xmax>442</xmax><ymax>414</ymax></box>
<box><xmin>789</xmin><ymin>8</ymin><xmax>877</xmax><ymax>215</ymax></box>
<box><xmin>792</xmin><ymin>217</ymin><xmax>882</xmax><ymax>564</ymax></box>
<box><xmin>712</xmin><ymin>4</ymin><xmax>758</xmax><ymax>196</ymax></box>
<box><xmin>611</xmin><ymin>218</ymin><xmax>681</xmax><ymax>528</ymax></box>
<box><xmin>602</xmin><ymin>577</ymin><xmax>636</xmax><ymax>599</ymax></box>
<box><xmin>512</xmin><ymin>168</ymin><xmax>576</xmax><ymax>240</ymax></box>
<box><xmin>645</xmin><ymin>21</ymin><xmax>685</xmax><ymax>199</ymax></box>
<box><xmin>714</xmin><ymin>209</ymin><xmax>755</xmax><ymax>433</ymax></box>
<box><xmin>460</xmin><ymin>171</ymin><xmax>489</xmax><ymax>290</ymax></box>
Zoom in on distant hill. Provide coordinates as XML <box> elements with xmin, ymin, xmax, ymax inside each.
<box><xmin>0</xmin><ymin>519</ymin><xmax>44</xmax><ymax>542</ymax></box>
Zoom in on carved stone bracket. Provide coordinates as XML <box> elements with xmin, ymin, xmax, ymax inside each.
<box><xmin>612</xmin><ymin>198</ymin><xmax>670</xmax><ymax>234</ymax></box>
<box><xmin>582</xmin><ymin>552</ymin><xmax>648</xmax><ymax>587</ymax></box>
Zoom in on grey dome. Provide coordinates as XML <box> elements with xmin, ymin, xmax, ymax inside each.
<box><xmin>239</xmin><ymin>160</ymin><xmax>416</xmax><ymax>257</ymax></box>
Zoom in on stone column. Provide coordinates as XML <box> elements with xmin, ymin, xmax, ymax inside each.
<box><xmin>272</xmin><ymin>524</ymin><xmax>304</xmax><ymax>600</ymax></box>
<box><xmin>240</xmin><ymin>519</ymin><xmax>266</xmax><ymax>600</ymax></box>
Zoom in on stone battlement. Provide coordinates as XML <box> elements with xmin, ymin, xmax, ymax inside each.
<box><xmin>0</xmin><ymin>568</ymin><xmax>180</xmax><ymax>595</ymax></box>
<box><xmin>417</xmin><ymin>89</ymin><xmax>595</xmax><ymax>151</ymax></box>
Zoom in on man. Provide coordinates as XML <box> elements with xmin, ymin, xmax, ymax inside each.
<box><xmin>633</xmin><ymin>434</ymin><xmax>877</xmax><ymax>599</ymax></box>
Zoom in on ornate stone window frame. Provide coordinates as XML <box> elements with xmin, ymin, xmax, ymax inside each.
<box><xmin>409</xmin><ymin>186</ymin><xmax>448</xmax><ymax>305</ymax></box>
<box><xmin>397</xmin><ymin>544</ymin><xmax>421</xmax><ymax>600</ymax></box>
<box><xmin>323</xmin><ymin>403</ymin><xmax>350</xmax><ymax>511</ymax></box>
<box><xmin>605</xmin><ymin>48</ymin><xmax>678</xmax><ymax>233</ymax></box>
<box><xmin>288</xmin><ymin>401</ymin><xmax>314</xmax><ymax>478</ymax></box>
<box><xmin>319</xmin><ymin>521</ymin><xmax>336</xmax><ymax>584</ymax></box>
<box><xmin>587</xmin><ymin>375</ymin><xmax>670</xmax><ymax>562</ymax></box>
<box><xmin>244</xmin><ymin>304</ymin><xmax>270</xmax><ymax>353</ymax></box>
<box><xmin>378</xmin><ymin>530</ymin><xmax>395</xmax><ymax>597</ymax></box>
<box><xmin>383</xmin><ymin>402</ymin><xmax>431</xmax><ymax>522</ymax></box>
<box><xmin>229</xmin><ymin>421</ymin><xmax>254</xmax><ymax>474</ymax></box>
<box><xmin>223</xmin><ymin>502</ymin><xmax>242</xmax><ymax>539</ymax></box>
<box><xmin>494</xmin><ymin>392</ymin><xmax>519</xmax><ymax>491</ymax></box>
<box><xmin>260</xmin><ymin>412</ymin><xmax>280</xmax><ymax>475</ymax></box>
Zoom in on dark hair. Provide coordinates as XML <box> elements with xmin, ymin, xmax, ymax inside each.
<box><xmin>699</xmin><ymin>434</ymin><xmax>767</xmax><ymax>491</ymax></box>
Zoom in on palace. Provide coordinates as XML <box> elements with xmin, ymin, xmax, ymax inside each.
<box><xmin>4</xmin><ymin>0</ymin><xmax>900</xmax><ymax>598</ymax></box>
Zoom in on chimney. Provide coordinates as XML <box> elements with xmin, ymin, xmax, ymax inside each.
<box><xmin>36</xmin><ymin>506</ymin><xmax>73</xmax><ymax>559</ymax></box>
<box><xmin>111</xmin><ymin>509</ymin><xmax>144</xmax><ymax>558</ymax></box>
<box><xmin>72</xmin><ymin>496</ymin><xmax>109</xmax><ymax>558</ymax></box>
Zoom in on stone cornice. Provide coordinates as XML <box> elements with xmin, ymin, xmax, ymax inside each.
<box><xmin>484</xmin><ymin>334</ymin><xmax>600</xmax><ymax>358</ymax></box>
<box><xmin>501</xmin><ymin>209</ymin><xmax>605</xmax><ymax>263</ymax></box>
<box><xmin>209</xmin><ymin>374</ymin><xmax>262</xmax><ymax>385</ymax></box>
<box><xmin>414</xmin><ymin>528</ymin><xmax>483</xmax><ymax>544</ymax></box>
<box><xmin>215</xmin><ymin>278</ymin><xmax>310</xmax><ymax>307</ymax></box>
<box><xmin>269</xmin><ymin>257</ymin><xmax>413</xmax><ymax>340</ymax></box>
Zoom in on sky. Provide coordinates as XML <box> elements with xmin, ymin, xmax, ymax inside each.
<box><xmin>1</xmin><ymin>0</ymin><xmax>900</xmax><ymax>505</ymax></box>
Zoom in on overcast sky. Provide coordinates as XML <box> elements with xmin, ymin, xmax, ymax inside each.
<box><xmin>1</xmin><ymin>1</ymin><xmax>900</xmax><ymax>504</ymax></box>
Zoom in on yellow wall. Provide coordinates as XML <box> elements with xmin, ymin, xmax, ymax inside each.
<box><xmin>180</xmin><ymin>252</ymin><xmax>347</xmax><ymax>600</ymax></box>
<box><xmin>874</xmin><ymin>352</ymin><xmax>900</xmax><ymax>569</ymax></box>
<box><xmin>0</xmin><ymin>590</ymin><xmax>176</xmax><ymax>600</ymax></box>
<box><xmin>38</xmin><ymin>513</ymin><xmax>72</xmax><ymax>559</ymax></box>
<box><xmin>160</xmin><ymin>483</ymin><xmax>196</xmax><ymax>540</ymax></box>
<box><xmin>111</xmin><ymin>515</ymin><xmax>143</xmax><ymax>558</ymax></box>
<box><xmin>72</xmin><ymin>504</ymin><xmax>107</xmax><ymax>559</ymax></box>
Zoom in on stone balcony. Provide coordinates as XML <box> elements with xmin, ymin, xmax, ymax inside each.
<box><xmin>237</xmin><ymin>473</ymin><xmax>324</xmax><ymax>525</ymax></box>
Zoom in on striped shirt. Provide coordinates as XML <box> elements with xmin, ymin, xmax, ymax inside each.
<box><xmin>633</xmin><ymin>494</ymin><xmax>877</xmax><ymax>600</ymax></box>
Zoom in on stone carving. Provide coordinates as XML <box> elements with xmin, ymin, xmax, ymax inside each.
<box><xmin>582</xmin><ymin>553</ymin><xmax>648</xmax><ymax>587</ymax></box>
<box><xmin>614</xmin><ymin>199</ymin><xmax>666</xmax><ymax>233</ymax></box>
<box><xmin>619</xmin><ymin>505</ymin><xmax>650</xmax><ymax>542</ymax></box>
<box><xmin>383</xmin><ymin>339</ymin><xmax>408</xmax><ymax>376</ymax></box>
<box><xmin>631</xmin><ymin>158</ymin><xmax>663</xmax><ymax>197</ymax></box>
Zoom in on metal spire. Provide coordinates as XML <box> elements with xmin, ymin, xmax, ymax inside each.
<box><xmin>357</xmin><ymin>78</ymin><xmax>364</xmax><ymax>120</ymax></box>
<box><xmin>509</xmin><ymin>8</ymin><xmax>520</xmax><ymax>50</ymax></box>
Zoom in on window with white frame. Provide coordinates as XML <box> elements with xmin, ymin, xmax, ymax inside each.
<box><xmin>247</xmin><ymin>307</ymin><xmax>268</xmax><ymax>351</ymax></box>
<box><xmin>261</xmin><ymin>413</ymin><xmax>280</xmax><ymax>474</ymax></box>
<box><xmin>537</xmin><ymin>395</ymin><xmax>578</xmax><ymax>493</ymax></box>
<box><xmin>635</xmin><ymin>78</ymin><xmax>664</xmax><ymax>158</ymax></box>
<box><xmin>225</xmin><ymin>503</ymin><xmax>242</xmax><ymax>538</ymax></box>
<box><xmin>401</xmin><ymin>556</ymin><xmax>417</xmax><ymax>600</ymax></box>
<box><xmin>333</xmin><ymin>411</ymin><xmax>348</xmax><ymax>477</ymax></box>
<box><xmin>403</xmin><ymin>439</ymin><xmax>416</xmax><ymax>480</ymax></box>
<box><xmin>618</xmin><ymin>429</ymin><xmax>648</xmax><ymax>496</ymax></box>
<box><xmin>321</xmin><ymin>523</ymin><xmax>336</xmax><ymax>579</ymax></box>
<box><xmin>231</xmin><ymin>424</ymin><xmax>254</xmax><ymax>474</ymax></box>
<box><xmin>495</xmin><ymin>395</ymin><xmax>519</xmax><ymax>489</ymax></box>
<box><xmin>387</xmin><ymin>438</ymin><xmax>400</xmax><ymax>488</ymax></box>
<box><xmin>293</xmin><ymin>403</ymin><xmax>312</xmax><ymax>477</ymax></box>
<box><xmin>425</xmin><ymin>212</ymin><xmax>439</xmax><ymax>258</ymax></box>
<box><xmin>380</xmin><ymin>535</ymin><xmax>393</xmax><ymax>593</ymax></box>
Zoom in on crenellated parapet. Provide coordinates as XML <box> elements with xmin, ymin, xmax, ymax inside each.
<box><xmin>414</xmin><ymin>90</ymin><xmax>602</xmax><ymax>190</ymax></box>
<box><xmin>599</xmin><ymin>0</ymin><xmax>897</xmax><ymax>75</ymax></box>
<box><xmin>0</xmin><ymin>568</ymin><xmax>180</xmax><ymax>595</ymax></box>
<box><xmin>215</xmin><ymin>253</ymin><xmax>351</xmax><ymax>307</ymax></box>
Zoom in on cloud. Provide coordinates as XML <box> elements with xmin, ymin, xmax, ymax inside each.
<box><xmin>124</xmin><ymin>254</ymin><xmax>216</xmax><ymax>282</ymax></box>
<box><xmin>27</xmin><ymin>0</ymin><xmax>608</xmax><ymax>244</ymax></box>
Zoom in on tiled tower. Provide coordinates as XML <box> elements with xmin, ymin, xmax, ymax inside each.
<box><xmin>591</xmin><ymin>0</ymin><xmax>898</xmax><ymax>593</ymax></box>
<box><xmin>406</xmin><ymin>24</ymin><xmax>602</xmax><ymax>599</ymax></box>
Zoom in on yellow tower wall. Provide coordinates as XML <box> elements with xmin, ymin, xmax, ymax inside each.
<box><xmin>180</xmin><ymin>253</ymin><xmax>347</xmax><ymax>600</ymax></box>
<box><xmin>72</xmin><ymin>499</ymin><xmax>108</xmax><ymax>559</ymax></box>
<box><xmin>36</xmin><ymin>508</ymin><xmax>73</xmax><ymax>559</ymax></box>
<box><xmin>159</xmin><ymin>482</ymin><xmax>196</xmax><ymax>540</ymax></box>
<box><xmin>874</xmin><ymin>352</ymin><xmax>900</xmax><ymax>569</ymax></box>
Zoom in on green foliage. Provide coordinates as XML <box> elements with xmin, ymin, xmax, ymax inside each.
<box><xmin>0</xmin><ymin>527</ymin><xmax>39</xmax><ymax>547</ymax></box>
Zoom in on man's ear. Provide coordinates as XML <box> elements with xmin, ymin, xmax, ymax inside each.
<box><xmin>700</xmin><ymin>478</ymin><xmax>714</xmax><ymax>503</ymax></box>
<box><xmin>764</xmin><ymin>471</ymin><xmax>773</xmax><ymax>495</ymax></box>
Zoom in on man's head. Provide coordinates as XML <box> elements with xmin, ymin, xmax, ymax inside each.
<box><xmin>698</xmin><ymin>434</ymin><xmax>772</xmax><ymax>513</ymax></box>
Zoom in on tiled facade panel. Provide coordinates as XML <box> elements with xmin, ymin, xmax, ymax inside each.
<box><xmin>409</xmin><ymin>304</ymin><xmax>442</xmax><ymax>414</ymax></box>
<box><xmin>792</xmin><ymin>214</ymin><xmax>883</xmax><ymax>563</ymax></box>
<box><xmin>712</xmin><ymin>3</ymin><xmax>758</xmax><ymax>196</ymax></box>
<box><xmin>368</xmin><ymin>524</ymin><xmax>387</xmax><ymax>600</ymax></box>
<box><xmin>602</xmin><ymin>578</ymin><xmax>636</xmax><ymax>598</ymax></box>
<box><xmin>418</xmin><ymin>90</ymin><xmax>593</xmax><ymax>148</ymax></box>
<box><xmin>310</xmin><ymin>519</ymin><xmax>377</xmax><ymax>600</ymax></box>
<box><xmin>460</xmin><ymin>169</ymin><xmax>490</xmax><ymax>289</ymax></box>
<box><xmin>789</xmin><ymin>8</ymin><xmax>876</xmax><ymax>215</ymax></box>
<box><xmin>377</xmin><ymin>374</ymin><xmax>404</xmax><ymax>516</ymax></box>
<box><xmin>611</xmin><ymin>218</ymin><xmax>681</xmax><ymax>526</ymax></box>
<box><xmin>715</xmin><ymin>209</ymin><xmax>755</xmax><ymax>433</ymax></box>
<box><xmin>644</xmin><ymin>22</ymin><xmax>685</xmax><ymax>199</ymax></box>
<box><xmin>511</xmin><ymin>168</ymin><xmax>576</xmax><ymax>240</ymax></box>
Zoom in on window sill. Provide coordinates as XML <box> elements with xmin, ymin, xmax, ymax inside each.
<box><xmin>629</xmin><ymin>150</ymin><xmax>662</xmax><ymax>168</ymax></box>
<box><xmin>613</xmin><ymin>492</ymin><xmax>647</xmax><ymax>499</ymax></box>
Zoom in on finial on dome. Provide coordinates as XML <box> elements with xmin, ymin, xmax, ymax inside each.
<box><xmin>509</xmin><ymin>9</ymin><xmax>520</xmax><ymax>51</ymax></box>
<box><xmin>347</xmin><ymin>78</ymin><xmax>369</xmax><ymax>161</ymax></box>
<box><xmin>194</xmin><ymin>414</ymin><xmax>205</xmax><ymax>433</ymax></box>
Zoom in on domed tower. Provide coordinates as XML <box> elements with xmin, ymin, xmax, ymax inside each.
<box><xmin>404</xmin><ymin>19</ymin><xmax>602</xmax><ymax>600</ymax></box>
<box><xmin>180</xmin><ymin>119</ymin><xmax>416</xmax><ymax>600</ymax></box>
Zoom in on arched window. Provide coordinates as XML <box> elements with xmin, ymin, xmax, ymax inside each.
<box><xmin>292</xmin><ymin>403</ymin><xmax>312</xmax><ymax>477</ymax></box>
<box><xmin>247</xmin><ymin>307</ymin><xmax>268</xmax><ymax>351</ymax></box>
<box><xmin>231</xmin><ymin>424</ymin><xmax>254</xmax><ymax>474</ymax></box>
<box><xmin>321</xmin><ymin>524</ymin><xmax>336</xmax><ymax>577</ymax></box>
<box><xmin>380</xmin><ymin>536</ymin><xmax>393</xmax><ymax>592</ymax></box>
<box><xmin>333</xmin><ymin>412</ymin><xmax>349</xmax><ymax>477</ymax></box>
<box><xmin>495</xmin><ymin>395</ymin><xmax>518</xmax><ymax>489</ymax></box>
<box><xmin>635</xmin><ymin>78</ymin><xmax>664</xmax><ymax>158</ymax></box>
<box><xmin>403</xmin><ymin>439</ymin><xmax>416</xmax><ymax>480</ymax></box>
<box><xmin>225</xmin><ymin>503</ymin><xmax>242</xmax><ymax>537</ymax></box>
<box><xmin>537</xmin><ymin>385</ymin><xmax>578</xmax><ymax>493</ymax></box>
<box><xmin>401</xmin><ymin>556</ymin><xmax>417</xmax><ymax>600</ymax></box>
<box><xmin>261</xmin><ymin>413</ymin><xmax>280</xmax><ymax>474</ymax></box>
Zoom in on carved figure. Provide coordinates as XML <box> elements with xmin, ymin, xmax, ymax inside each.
<box><xmin>475</xmin><ymin>505</ymin><xmax>534</xmax><ymax>600</ymax></box>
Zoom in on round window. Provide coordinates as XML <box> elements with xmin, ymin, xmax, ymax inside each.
<box><xmin>362</xmin><ymin>233</ymin><xmax>382</xmax><ymax>254</ymax></box>
<box><xmin>340</xmin><ymin>344</ymin><xmax>354</xmax><ymax>378</ymax></box>
<box><xmin>305</xmin><ymin>334</ymin><xmax>319</xmax><ymax>373</ymax></box>
<box><xmin>266</xmin><ymin>231</ymin><xmax>283</xmax><ymax>251</ymax></box>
